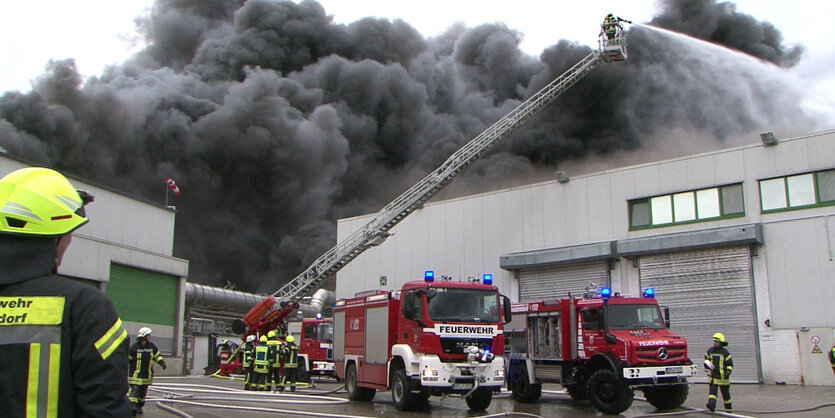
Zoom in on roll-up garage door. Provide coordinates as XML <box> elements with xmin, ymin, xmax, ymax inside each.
<box><xmin>639</xmin><ymin>246</ymin><xmax>760</xmax><ymax>383</ymax></box>
<box><xmin>519</xmin><ymin>260</ymin><xmax>609</xmax><ymax>302</ymax></box>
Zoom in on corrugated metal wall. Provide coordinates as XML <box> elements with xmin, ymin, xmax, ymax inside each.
<box><xmin>107</xmin><ymin>263</ymin><xmax>178</xmax><ymax>354</ymax></box>
<box><xmin>639</xmin><ymin>247</ymin><xmax>760</xmax><ymax>383</ymax></box>
<box><xmin>519</xmin><ymin>260</ymin><xmax>609</xmax><ymax>302</ymax></box>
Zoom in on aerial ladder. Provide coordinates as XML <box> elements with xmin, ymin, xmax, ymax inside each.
<box><xmin>236</xmin><ymin>16</ymin><xmax>629</xmax><ymax>338</ymax></box>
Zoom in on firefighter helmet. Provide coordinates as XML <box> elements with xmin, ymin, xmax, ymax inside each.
<box><xmin>260</xmin><ymin>335</ymin><xmax>268</xmax><ymax>343</ymax></box>
<box><xmin>246</xmin><ymin>335</ymin><xmax>256</xmax><ymax>343</ymax></box>
<box><xmin>0</xmin><ymin>167</ymin><xmax>93</xmax><ymax>236</ymax></box>
<box><xmin>268</xmin><ymin>330</ymin><xmax>276</xmax><ymax>338</ymax></box>
<box><xmin>285</xmin><ymin>335</ymin><xmax>295</xmax><ymax>343</ymax></box>
<box><xmin>712</xmin><ymin>332</ymin><xmax>726</xmax><ymax>343</ymax></box>
<box><xmin>138</xmin><ymin>327</ymin><xmax>152</xmax><ymax>338</ymax></box>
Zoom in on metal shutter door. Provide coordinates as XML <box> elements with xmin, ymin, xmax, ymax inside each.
<box><xmin>639</xmin><ymin>247</ymin><xmax>760</xmax><ymax>383</ymax></box>
<box><xmin>519</xmin><ymin>260</ymin><xmax>609</xmax><ymax>302</ymax></box>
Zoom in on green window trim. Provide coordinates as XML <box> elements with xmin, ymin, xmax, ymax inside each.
<box><xmin>759</xmin><ymin>168</ymin><xmax>835</xmax><ymax>214</ymax></box>
<box><xmin>628</xmin><ymin>183</ymin><xmax>745</xmax><ymax>230</ymax></box>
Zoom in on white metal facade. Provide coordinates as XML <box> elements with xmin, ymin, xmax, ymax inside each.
<box><xmin>336</xmin><ymin>130</ymin><xmax>835</xmax><ymax>385</ymax></box>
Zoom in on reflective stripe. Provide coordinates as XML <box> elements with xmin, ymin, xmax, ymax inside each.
<box><xmin>95</xmin><ymin>318</ymin><xmax>127</xmax><ymax>360</ymax></box>
<box><xmin>0</xmin><ymin>325</ymin><xmax>61</xmax><ymax>345</ymax></box>
<box><xmin>26</xmin><ymin>343</ymin><xmax>60</xmax><ymax>418</ymax></box>
<box><xmin>47</xmin><ymin>344</ymin><xmax>60</xmax><ymax>418</ymax></box>
<box><xmin>0</xmin><ymin>296</ymin><xmax>64</xmax><ymax>325</ymax></box>
<box><xmin>27</xmin><ymin>344</ymin><xmax>40</xmax><ymax>418</ymax></box>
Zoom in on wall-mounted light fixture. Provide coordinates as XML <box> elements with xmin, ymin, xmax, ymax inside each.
<box><xmin>555</xmin><ymin>170</ymin><xmax>570</xmax><ymax>184</ymax></box>
<box><xmin>760</xmin><ymin>131</ymin><xmax>778</xmax><ymax>146</ymax></box>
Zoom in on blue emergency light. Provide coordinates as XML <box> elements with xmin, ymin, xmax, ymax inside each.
<box><xmin>316</xmin><ymin>312</ymin><xmax>323</xmax><ymax>320</ymax></box>
<box><xmin>601</xmin><ymin>287</ymin><xmax>612</xmax><ymax>299</ymax></box>
<box><xmin>643</xmin><ymin>288</ymin><xmax>656</xmax><ymax>298</ymax></box>
<box><xmin>425</xmin><ymin>270</ymin><xmax>435</xmax><ymax>282</ymax></box>
<box><xmin>483</xmin><ymin>274</ymin><xmax>493</xmax><ymax>285</ymax></box>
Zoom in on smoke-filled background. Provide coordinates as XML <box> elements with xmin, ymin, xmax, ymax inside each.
<box><xmin>0</xmin><ymin>0</ymin><xmax>824</xmax><ymax>293</ymax></box>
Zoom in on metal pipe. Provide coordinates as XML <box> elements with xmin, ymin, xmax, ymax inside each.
<box><xmin>184</xmin><ymin>283</ymin><xmax>265</xmax><ymax>313</ymax></box>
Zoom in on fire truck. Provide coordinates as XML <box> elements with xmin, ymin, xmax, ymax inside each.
<box><xmin>334</xmin><ymin>272</ymin><xmax>512</xmax><ymax>411</ymax></box>
<box><xmin>298</xmin><ymin>316</ymin><xmax>336</xmax><ymax>380</ymax></box>
<box><xmin>505</xmin><ymin>285</ymin><xmax>697</xmax><ymax>415</ymax></box>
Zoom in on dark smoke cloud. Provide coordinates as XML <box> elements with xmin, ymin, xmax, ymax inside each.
<box><xmin>0</xmin><ymin>0</ymin><xmax>818</xmax><ymax>292</ymax></box>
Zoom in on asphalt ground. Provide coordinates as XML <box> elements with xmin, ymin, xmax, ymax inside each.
<box><xmin>137</xmin><ymin>374</ymin><xmax>835</xmax><ymax>418</ymax></box>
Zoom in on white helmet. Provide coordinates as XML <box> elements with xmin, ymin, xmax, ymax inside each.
<box><xmin>246</xmin><ymin>335</ymin><xmax>256</xmax><ymax>343</ymax></box>
<box><xmin>138</xmin><ymin>327</ymin><xmax>152</xmax><ymax>338</ymax></box>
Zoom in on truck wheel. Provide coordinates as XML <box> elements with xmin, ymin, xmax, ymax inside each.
<box><xmin>587</xmin><ymin>369</ymin><xmax>633</xmax><ymax>415</ymax></box>
<box><xmin>391</xmin><ymin>369</ymin><xmax>420</xmax><ymax>411</ymax></box>
<box><xmin>345</xmin><ymin>364</ymin><xmax>376</xmax><ymax>402</ymax></box>
<box><xmin>643</xmin><ymin>384</ymin><xmax>689</xmax><ymax>410</ymax></box>
<box><xmin>566</xmin><ymin>383</ymin><xmax>588</xmax><ymax>401</ymax></box>
<box><xmin>465</xmin><ymin>387</ymin><xmax>493</xmax><ymax>411</ymax></box>
<box><xmin>510</xmin><ymin>365</ymin><xmax>541</xmax><ymax>403</ymax></box>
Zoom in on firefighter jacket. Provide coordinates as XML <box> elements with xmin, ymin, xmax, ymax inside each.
<box><xmin>129</xmin><ymin>338</ymin><xmax>166</xmax><ymax>385</ymax></box>
<box><xmin>241</xmin><ymin>341</ymin><xmax>255</xmax><ymax>368</ymax></box>
<box><xmin>283</xmin><ymin>342</ymin><xmax>299</xmax><ymax>368</ymax></box>
<box><xmin>705</xmin><ymin>346</ymin><xmax>733</xmax><ymax>385</ymax></box>
<box><xmin>253</xmin><ymin>342</ymin><xmax>274</xmax><ymax>373</ymax></box>
<box><xmin>0</xmin><ymin>235</ymin><xmax>131</xmax><ymax>417</ymax></box>
<box><xmin>267</xmin><ymin>338</ymin><xmax>282</xmax><ymax>368</ymax></box>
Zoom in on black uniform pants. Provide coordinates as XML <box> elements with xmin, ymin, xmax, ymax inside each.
<box><xmin>272</xmin><ymin>367</ymin><xmax>282</xmax><ymax>389</ymax></box>
<box><xmin>254</xmin><ymin>371</ymin><xmax>270</xmax><ymax>390</ymax></box>
<box><xmin>282</xmin><ymin>367</ymin><xmax>298</xmax><ymax>391</ymax></box>
<box><xmin>244</xmin><ymin>366</ymin><xmax>254</xmax><ymax>389</ymax></box>
<box><xmin>129</xmin><ymin>384</ymin><xmax>149</xmax><ymax>409</ymax></box>
<box><xmin>707</xmin><ymin>383</ymin><xmax>731</xmax><ymax>410</ymax></box>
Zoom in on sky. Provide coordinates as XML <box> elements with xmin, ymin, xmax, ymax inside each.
<box><xmin>2</xmin><ymin>0</ymin><xmax>834</xmax><ymax>103</ymax></box>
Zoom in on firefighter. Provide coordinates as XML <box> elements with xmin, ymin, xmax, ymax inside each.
<box><xmin>253</xmin><ymin>335</ymin><xmax>274</xmax><ymax>391</ymax></box>
<box><xmin>830</xmin><ymin>345</ymin><xmax>835</xmax><ymax>375</ymax></box>
<box><xmin>704</xmin><ymin>332</ymin><xmax>733</xmax><ymax>412</ymax></box>
<box><xmin>241</xmin><ymin>335</ymin><xmax>256</xmax><ymax>390</ymax></box>
<box><xmin>128</xmin><ymin>327</ymin><xmax>167</xmax><ymax>415</ymax></box>
<box><xmin>281</xmin><ymin>335</ymin><xmax>301</xmax><ymax>392</ymax></box>
<box><xmin>0</xmin><ymin>167</ymin><xmax>131</xmax><ymax>416</ymax></box>
<box><xmin>602</xmin><ymin>13</ymin><xmax>618</xmax><ymax>39</ymax></box>
<box><xmin>267</xmin><ymin>330</ymin><xmax>283</xmax><ymax>391</ymax></box>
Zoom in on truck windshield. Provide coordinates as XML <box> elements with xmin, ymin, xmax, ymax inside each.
<box><xmin>318</xmin><ymin>323</ymin><xmax>333</xmax><ymax>342</ymax></box>
<box><xmin>427</xmin><ymin>288</ymin><xmax>500</xmax><ymax>323</ymax></box>
<box><xmin>607</xmin><ymin>304</ymin><xmax>665</xmax><ymax>330</ymax></box>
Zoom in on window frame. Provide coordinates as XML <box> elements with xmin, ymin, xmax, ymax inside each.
<box><xmin>628</xmin><ymin>183</ymin><xmax>745</xmax><ymax>230</ymax></box>
<box><xmin>759</xmin><ymin>168</ymin><xmax>835</xmax><ymax>214</ymax></box>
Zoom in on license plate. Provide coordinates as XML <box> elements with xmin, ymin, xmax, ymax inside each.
<box><xmin>452</xmin><ymin>383</ymin><xmax>473</xmax><ymax>390</ymax></box>
<box><xmin>665</xmin><ymin>367</ymin><xmax>683</xmax><ymax>374</ymax></box>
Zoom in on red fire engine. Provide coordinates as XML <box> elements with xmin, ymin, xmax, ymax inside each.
<box><xmin>298</xmin><ymin>316</ymin><xmax>336</xmax><ymax>380</ymax></box>
<box><xmin>334</xmin><ymin>272</ymin><xmax>511</xmax><ymax>411</ymax></box>
<box><xmin>505</xmin><ymin>285</ymin><xmax>697</xmax><ymax>415</ymax></box>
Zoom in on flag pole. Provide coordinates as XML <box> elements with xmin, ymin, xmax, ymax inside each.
<box><xmin>165</xmin><ymin>185</ymin><xmax>169</xmax><ymax>207</ymax></box>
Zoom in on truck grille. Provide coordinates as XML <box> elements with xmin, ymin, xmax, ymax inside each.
<box><xmin>440</xmin><ymin>338</ymin><xmax>493</xmax><ymax>354</ymax></box>
<box><xmin>636</xmin><ymin>346</ymin><xmax>687</xmax><ymax>363</ymax></box>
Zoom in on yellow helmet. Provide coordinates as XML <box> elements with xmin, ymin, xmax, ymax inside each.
<box><xmin>260</xmin><ymin>335</ymin><xmax>268</xmax><ymax>343</ymax></box>
<box><xmin>712</xmin><ymin>332</ymin><xmax>726</xmax><ymax>343</ymax></box>
<box><xmin>285</xmin><ymin>335</ymin><xmax>295</xmax><ymax>343</ymax></box>
<box><xmin>0</xmin><ymin>167</ymin><xmax>93</xmax><ymax>236</ymax></box>
<box><xmin>267</xmin><ymin>330</ymin><xmax>276</xmax><ymax>338</ymax></box>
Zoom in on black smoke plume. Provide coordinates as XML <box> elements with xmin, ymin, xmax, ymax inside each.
<box><xmin>0</xmin><ymin>0</ymin><xmax>819</xmax><ymax>292</ymax></box>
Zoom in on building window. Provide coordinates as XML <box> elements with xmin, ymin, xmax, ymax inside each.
<box><xmin>629</xmin><ymin>183</ymin><xmax>745</xmax><ymax>230</ymax></box>
<box><xmin>759</xmin><ymin>169</ymin><xmax>835</xmax><ymax>212</ymax></box>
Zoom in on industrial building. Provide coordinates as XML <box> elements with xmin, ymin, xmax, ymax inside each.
<box><xmin>336</xmin><ymin>129</ymin><xmax>835</xmax><ymax>386</ymax></box>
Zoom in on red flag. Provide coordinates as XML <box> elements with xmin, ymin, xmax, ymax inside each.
<box><xmin>165</xmin><ymin>177</ymin><xmax>181</xmax><ymax>196</ymax></box>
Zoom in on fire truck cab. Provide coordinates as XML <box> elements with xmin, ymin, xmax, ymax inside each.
<box><xmin>299</xmin><ymin>316</ymin><xmax>336</xmax><ymax>380</ymax></box>
<box><xmin>506</xmin><ymin>285</ymin><xmax>696</xmax><ymax>415</ymax></box>
<box><xmin>334</xmin><ymin>272</ymin><xmax>511</xmax><ymax>411</ymax></box>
